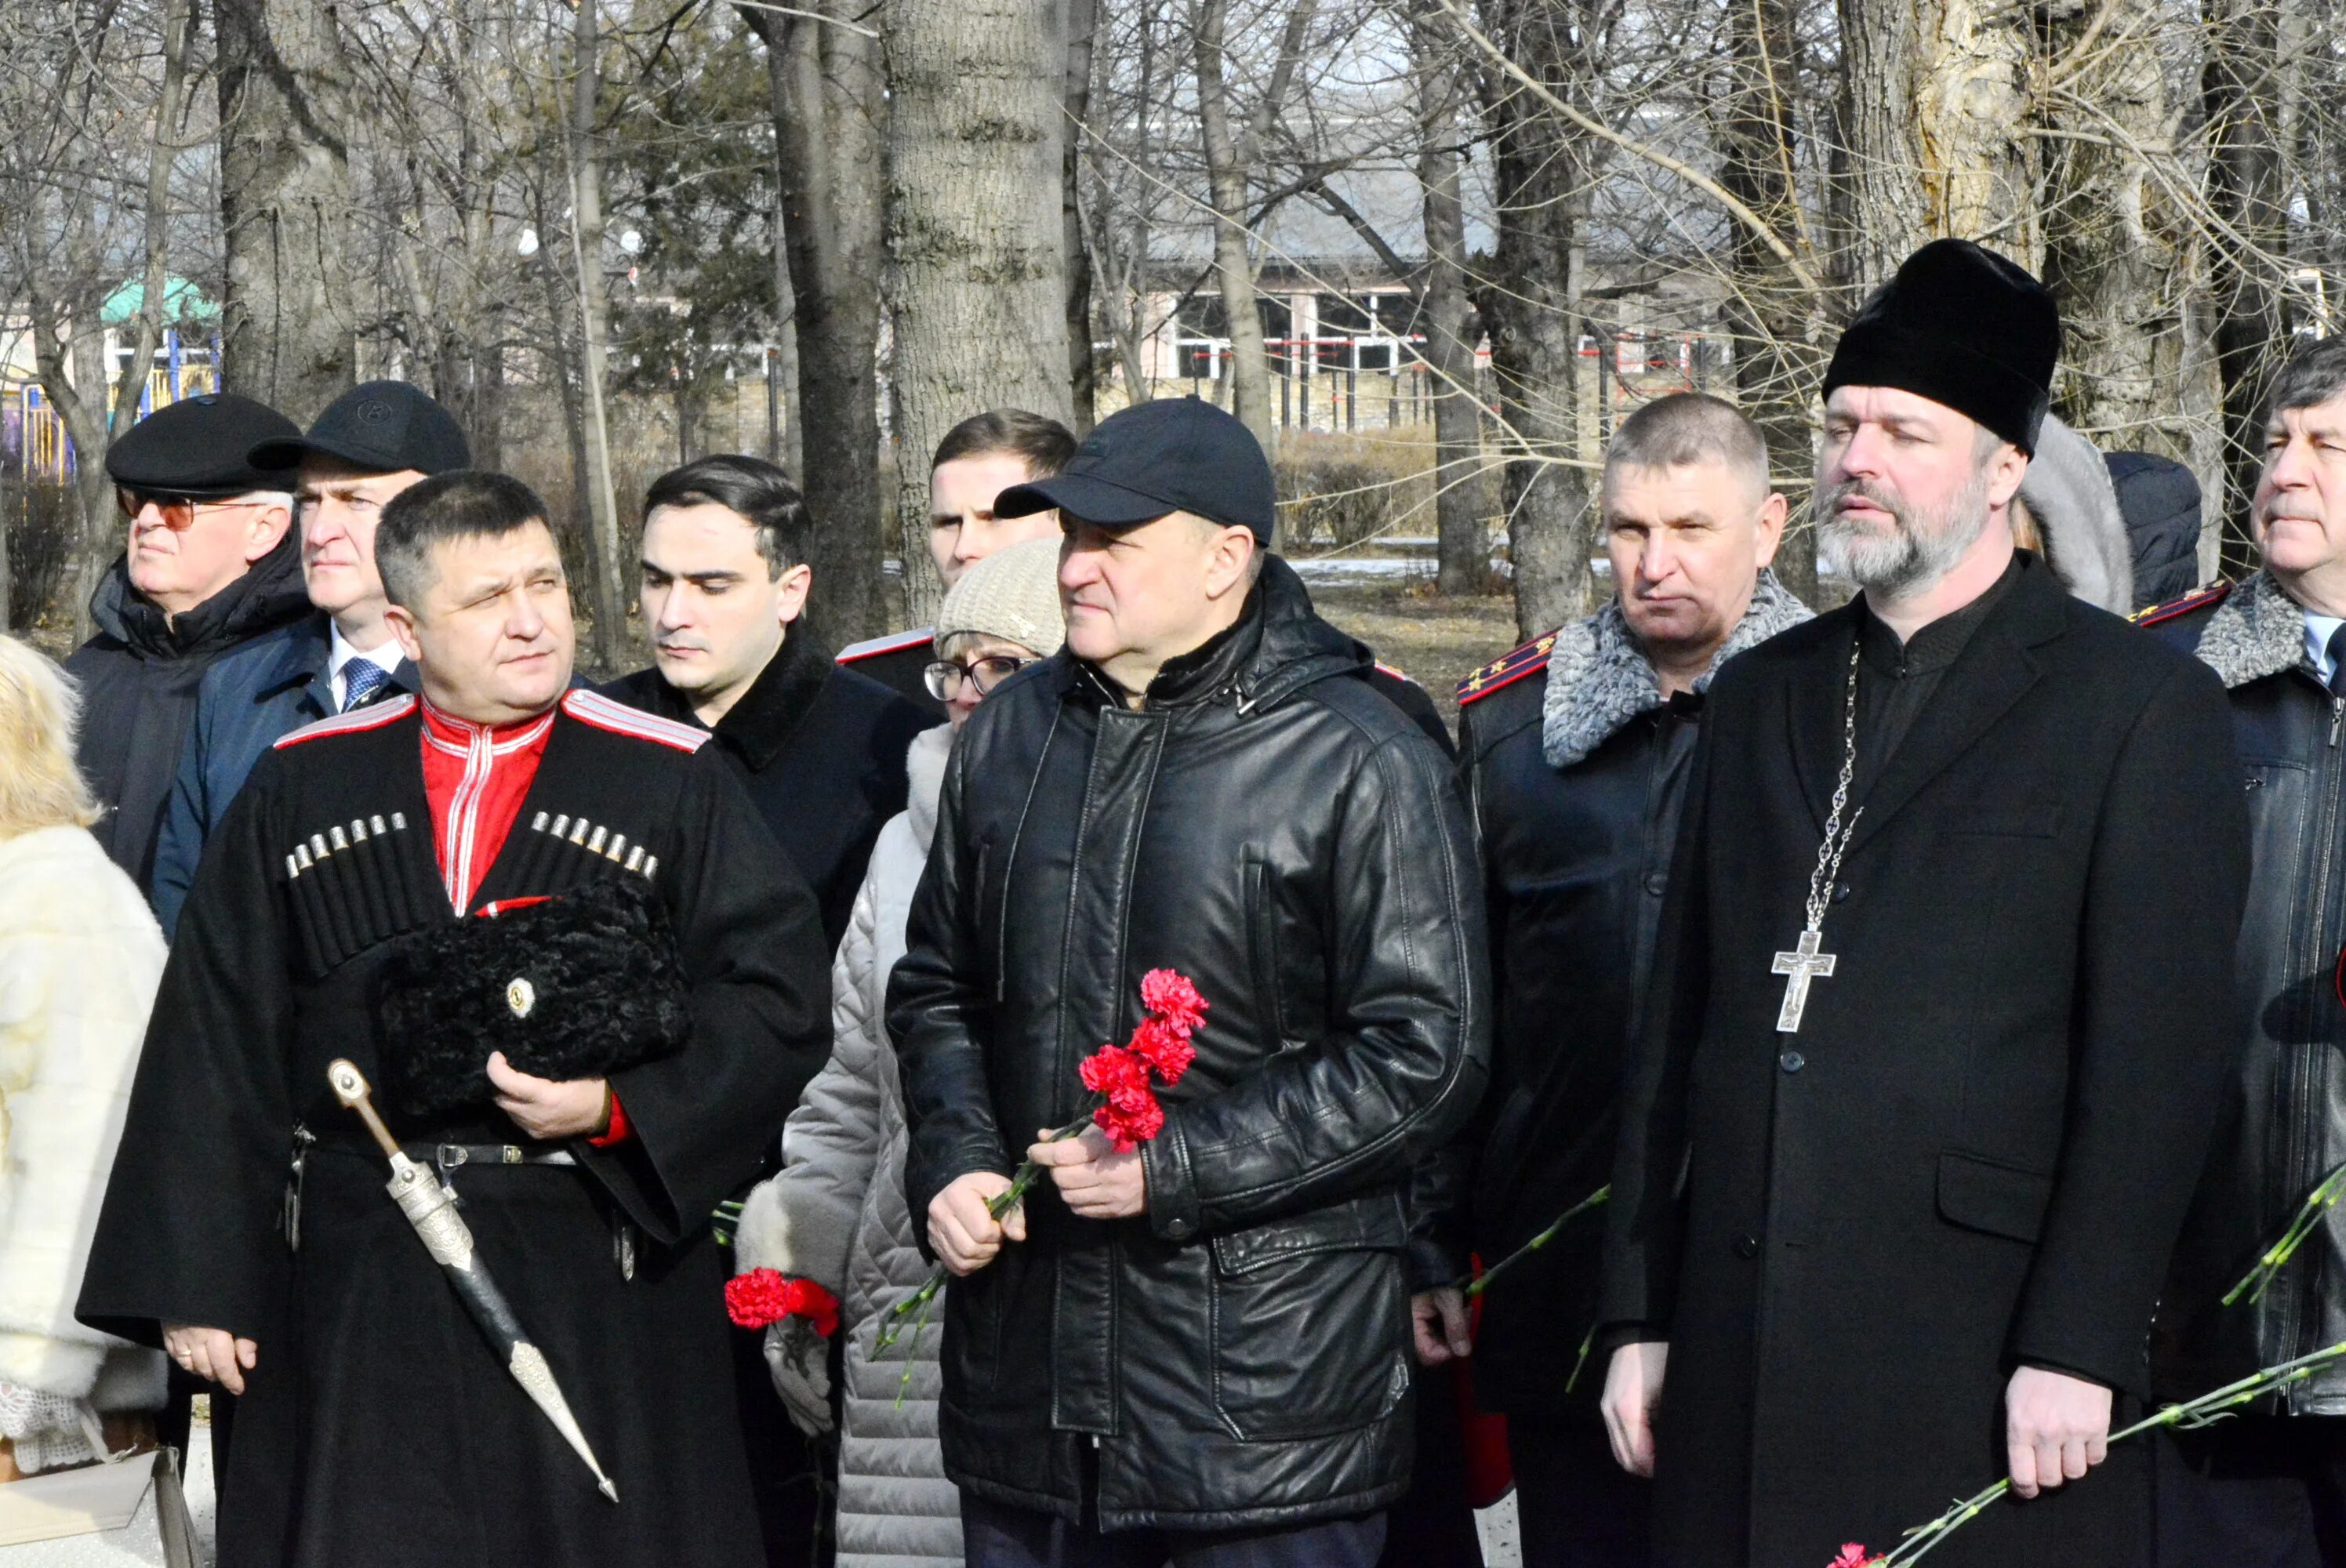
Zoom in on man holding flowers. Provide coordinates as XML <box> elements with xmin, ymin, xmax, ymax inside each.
<box><xmin>889</xmin><ymin>397</ymin><xmax>1488</xmax><ymax>1566</ymax></box>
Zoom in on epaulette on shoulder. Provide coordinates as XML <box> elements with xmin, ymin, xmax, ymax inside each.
<box><xmin>273</xmin><ymin>694</ymin><xmax>418</xmax><ymax>749</ymax></box>
<box><xmin>837</xmin><ymin>626</ymin><xmax>932</xmax><ymax>664</ymax></box>
<box><xmin>2130</xmin><ymin>581</ymin><xmax>2232</xmax><ymax>629</ymax></box>
<box><xmin>1457</xmin><ymin>631</ymin><xmax>1558</xmax><ymax>706</ymax></box>
<box><xmin>561</xmin><ymin>689</ymin><xmax>710</xmax><ymax>753</ymax></box>
<box><xmin>1371</xmin><ymin>660</ymin><xmax>1419</xmax><ymax>688</ymax></box>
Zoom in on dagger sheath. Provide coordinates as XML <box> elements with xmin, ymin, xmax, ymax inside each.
<box><xmin>383</xmin><ymin>1155</ymin><xmax>620</xmax><ymax>1502</ymax></box>
<box><xmin>330</xmin><ymin>1059</ymin><xmax>620</xmax><ymax>1504</ymax></box>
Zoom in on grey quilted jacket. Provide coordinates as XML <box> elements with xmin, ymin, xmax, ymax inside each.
<box><xmin>736</xmin><ymin>725</ymin><xmax>961</xmax><ymax>1566</ymax></box>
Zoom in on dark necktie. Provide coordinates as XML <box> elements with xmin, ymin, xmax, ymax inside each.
<box><xmin>342</xmin><ymin>659</ymin><xmax>392</xmax><ymax>712</ymax></box>
<box><xmin>2329</xmin><ymin>625</ymin><xmax>2346</xmax><ymax>699</ymax></box>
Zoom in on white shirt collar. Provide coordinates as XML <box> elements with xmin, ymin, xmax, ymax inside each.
<box><xmin>2304</xmin><ymin>610</ymin><xmax>2346</xmax><ymax>684</ymax></box>
<box><xmin>329</xmin><ymin>622</ymin><xmax>402</xmax><ymax>681</ymax></box>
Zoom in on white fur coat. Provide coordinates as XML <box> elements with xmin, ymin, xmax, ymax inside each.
<box><xmin>0</xmin><ymin>825</ymin><xmax>169</xmax><ymax>1412</ymax></box>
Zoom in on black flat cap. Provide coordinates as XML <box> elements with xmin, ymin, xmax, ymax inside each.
<box><xmin>995</xmin><ymin>397</ymin><xmax>1277</xmax><ymax>543</ymax></box>
<box><xmin>249</xmin><ymin>379</ymin><xmax>470</xmax><ymax>476</ymax></box>
<box><xmin>1822</xmin><ymin>238</ymin><xmax>2060</xmax><ymax>456</ymax></box>
<box><xmin>105</xmin><ymin>394</ymin><xmax>301</xmax><ymax>499</ymax></box>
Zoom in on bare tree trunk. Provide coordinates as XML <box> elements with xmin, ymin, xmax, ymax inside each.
<box><xmin>216</xmin><ymin>0</ymin><xmax>356</xmax><ymax>418</ymax></box>
<box><xmin>745</xmin><ymin>2</ymin><xmax>888</xmax><ymax>648</ymax></box>
<box><xmin>2039</xmin><ymin>0</ymin><xmax>2195</xmax><ymax>466</ymax></box>
<box><xmin>568</xmin><ymin>0</ymin><xmax>627</xmax><ymax>674</ymax></box>
<box><xmin>2202</xmin><ymin>0</ymin><xmax>2286</xmax><ymax>570</ymax></box>
<box><xmin>31</xmin><ymin>0</ymin><xmax>190</xmax><ymax>645</ymax></box>
<box><xmin>884</xmin><ymin>0</ymin><xmax>1072</xmax><ymax>625</ymax></box>
<box><xmin>1065</xmin><ymin>0</ymin><xmax>1100</xmax><ymax>434</ymax></box>
<box><xmin>1831</xmin><ymin>0</ymin><xmax>2032</xmax><ymax>295</ymax></box>
<box><xmin>1478</xmin><ymin>0</ymin><xmax>1589</xmax><ymax>638</ymax></box>
<box><xmin>1193</xmin><ymin>0</ymin><xmax>1316</xmax><ymax>461</ymax></box>
<box><xmin>1414</xmin><ymin>10</ymin><xmax>1485</xmax><ymax>596</ymax></box>
<box><xmin>1720</xmin><ymin>0</ymin><xmax>1821</xmax><ymax>602</ymax></box>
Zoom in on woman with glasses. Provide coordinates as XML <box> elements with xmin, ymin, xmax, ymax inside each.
<box><xmin>733</xmin><ymin>537</ymin><xmax>1063</xmax><ymax>1568</ymax></box>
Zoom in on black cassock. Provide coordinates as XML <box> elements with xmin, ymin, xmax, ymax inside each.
<box><xmin>78</xmin><ymin>691</ymin><xmax>830</xmax><ymax>1568</ymax></box>
<box><xmin>1601</xmin><ymin>554</ymin><xmax>2251</xmax><ymax>1568</ymax></box>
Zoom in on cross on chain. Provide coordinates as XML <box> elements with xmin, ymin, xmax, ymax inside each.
<box><xmin>1773</xmin><ymin>640</ymin><xmax>1865</xmax><ymax>1036</ymax></box>
<box><xmin>1771</xmin><ymin>929</ymin><xmax>1837</xmax><ymax>1033</ymax></box>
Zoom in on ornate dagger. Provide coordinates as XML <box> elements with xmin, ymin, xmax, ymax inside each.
<box><xmin>328</xmin><ymin>1058</ymin><xmax>619</xmax><ymax>1503</ymax></box>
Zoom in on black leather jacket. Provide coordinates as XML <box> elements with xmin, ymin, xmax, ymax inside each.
<box><xmin>890</xmin><ymin>557</ymin><xmax>1490</xmax><ymax>1530</ymax></box>
<box><xmin>2151</xmin><ymin>572</ymin><xmax>2346</xmax><ymax>1409</ymax></box>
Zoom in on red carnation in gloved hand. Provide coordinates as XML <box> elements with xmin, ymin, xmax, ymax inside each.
<box><xmin>726</xmin><ymin>1267</ymin><xmax>840</xmax><ymax>1335</ymax></box>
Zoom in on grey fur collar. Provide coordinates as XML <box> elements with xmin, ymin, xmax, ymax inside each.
<box><xmin>1542</xmin><ymin>568</ymin><xmax>1814</xmax><ymax>768</ymax></box>
<box><xmin>2196</xmin><ymin>571</ymin><xmax>2307</xmax><ymax>691</ymax></box>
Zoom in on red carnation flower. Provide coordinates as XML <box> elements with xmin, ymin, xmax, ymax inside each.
<box><xmin>780</xmin><ymin>1276</ymin><xmax>841</xmax><ymax>1338</ymax></box>
<box><xmin>1139</xmin><ymin>968</ymin><xmax>1208</xmax><ymax>1035</ymax></box>
<box><xmin>1080</xmin><ymin>1043</ymin><xmax>1152</xmax><ymax>1100</ymax></box>
<box><xmin>1128</xmin><ymin>1016</ymin><xmax>1196</xmax><ymax>1085</ymax></box>
<box><xmin>726</xmin><ymin>1267</ymin><xmax>794</xmax><ymax>1330</ymax></box>
<box><xmin>727</xmin><ymin>1267</ymin><xmax>842</xmax><ymax>1334</ymax></box>
<box><xmin>1828</xmin><ymin>1545</ymin><xmax>1882</xmax><ymax>1568</ymax></box>
<box><xmin>1095</xmin><ymin>1083</ymin><xmax>1165</xmax><ymax>1151</ymax></box>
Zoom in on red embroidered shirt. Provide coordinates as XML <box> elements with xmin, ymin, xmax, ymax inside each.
<box><xmin>419</xmin><ymin>701</ymin><xmax>555</xmax><ymax>913</ymax></box>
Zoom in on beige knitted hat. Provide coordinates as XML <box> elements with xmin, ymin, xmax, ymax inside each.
<box><xmin>935</xmin><ymin>535</ymin><xmax>1066</xmax><ymax>658</ymax></box>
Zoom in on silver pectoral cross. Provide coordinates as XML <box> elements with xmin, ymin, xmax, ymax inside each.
<box><xmin>1771</xmin><ymin>928</ymin><xmax>1837</xmax><ymax>1034</ymax></box>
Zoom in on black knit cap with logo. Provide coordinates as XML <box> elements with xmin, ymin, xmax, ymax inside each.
<box><xmin>1821</xmin><ymin>238</ymin><xmax>2061</xmax><ymax>457</ymax></box>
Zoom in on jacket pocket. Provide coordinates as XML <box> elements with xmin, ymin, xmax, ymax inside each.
<box><xmin>1208</xmin><ymin>1192</ymin><xmax>1412</xmax><ymax>1442</ymax></box>
<box><xmin>1244</xmin><ymin>853</ymin><xmax>1287</xmax><ymax>1050</ymax></box>
<box><xmin>1937</xmin><ymin>1150</ymin><xmax>2054</xmax><ymax>1243</ymax></box>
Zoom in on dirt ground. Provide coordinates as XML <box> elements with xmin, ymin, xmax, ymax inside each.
<box><xmin>1311</xmin><ymin>583</ymin><xmax>1524</xmax><ymax>728</ymax></box>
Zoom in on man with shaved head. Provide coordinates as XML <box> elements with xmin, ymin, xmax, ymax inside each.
<box><xmin>1439</xmin><ymin>390</ymin><xmax>1812</xmax><ymax>1566</ymax></box>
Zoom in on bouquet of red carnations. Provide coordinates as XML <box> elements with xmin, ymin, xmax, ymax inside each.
<box><xmin>873</xmin><ymin>969</ymin><xmax>1209</xmax><ymax>1376</ymax></box>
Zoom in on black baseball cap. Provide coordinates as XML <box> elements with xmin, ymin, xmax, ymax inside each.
<box><xmin>995</xmin><ymin>397</ymin><xmax>1276</xmax><ymax>544</ymax></box>
<box><xmin>248</xmin><ymin>379</ymin><xmax>471</xmax><ymax>477</ymax></box>
<box><xmin>107</xmin><ymin>394</ymin><xmax>302</xmax><ymax>499</ymax></box>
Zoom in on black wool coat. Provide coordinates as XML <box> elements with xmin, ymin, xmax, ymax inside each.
<box><xmin>601</xmin><ymin>628</ymin><xmax>933</xmax><ymax>953</ymax></box>
<box><xmin>1600</xmin><ymin>554</ymin><xmax>2250</xmax><ymax>1568</ymax></box>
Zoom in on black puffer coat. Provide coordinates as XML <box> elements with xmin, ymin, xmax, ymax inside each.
<box><xmin>890</xmin><ymin>557</ymin><xmax>1490</xmax><ymax>1532</ymax></box>
<box><xmin>65</xmin><ymin>536</ymin><xmax>310</xmax><ymax>892</ymax></box>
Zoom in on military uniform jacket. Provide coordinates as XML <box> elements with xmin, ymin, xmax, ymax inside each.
<box><xmin>1600</xmin><ymin>554</ymin><xmax>2250</xmax><ymax>1568</ymax></box>
<box><xmin>77</xmin><ymin>691</ymin><xmax>832</xmax><ymax>1568</ymax></box>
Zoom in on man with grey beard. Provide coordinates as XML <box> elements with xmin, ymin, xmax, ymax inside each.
<box><xmin>1595</xmin><ymin>239</ymin><xmax>2250</xmax><ymax>1568</ymax></box>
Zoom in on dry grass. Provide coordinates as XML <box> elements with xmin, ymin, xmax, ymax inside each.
<box><xmin>1311</xmin><ymin>580</ymin><xmax>1522</xmax><ymax>726</ymax></box>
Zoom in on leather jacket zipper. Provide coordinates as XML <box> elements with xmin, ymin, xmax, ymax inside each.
<box><xmin>2290</xmin><ymin>689</ymin><xmax>2346</xmax><ymax>1393</ymax></box>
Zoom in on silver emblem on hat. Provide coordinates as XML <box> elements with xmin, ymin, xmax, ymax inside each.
<box><xmin>507</xmin><ymin>977</ymin><xmax>537</xmax><ymax>1018</ymax></box>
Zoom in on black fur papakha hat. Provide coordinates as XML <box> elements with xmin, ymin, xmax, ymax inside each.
<box><xmin>376</xmin><ymin>876</ymin><xmax>692</xmax><ymax>1122</ymax></box>
<box><xmin>1821</xmin><ymin>239</ymin><xmax>2060</xmax><ymax>456</ymax></box>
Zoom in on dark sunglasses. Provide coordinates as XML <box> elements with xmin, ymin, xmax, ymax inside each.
<box><xmin>117</xmin><ymin>490</ymin><xmax>271</xmax><ymax>529</ymax></box>
<box><xmin>924</xmin><ymin>654</ymin><xmax>1033</xmax><ymax>702</ymax></box>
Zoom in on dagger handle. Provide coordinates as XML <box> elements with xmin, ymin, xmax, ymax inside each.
<box><xmin>326</xmin><ymin>1059</ymin><xmax>404</xmax><ymax>1160</ymax></box>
